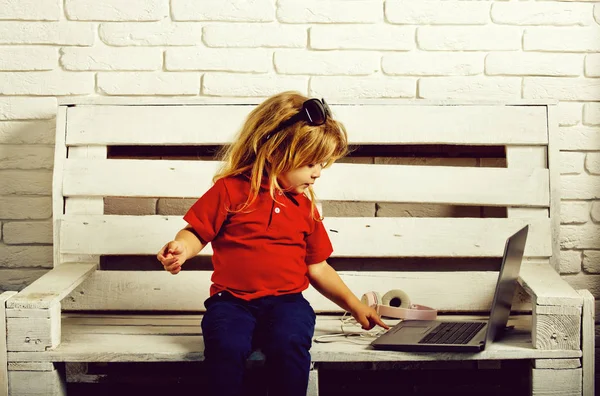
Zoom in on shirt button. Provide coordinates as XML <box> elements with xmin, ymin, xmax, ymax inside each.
<box><xmin>274</xmin><ymin>207</ymin><xmax>281</xmax><ymax>214</ymax></box>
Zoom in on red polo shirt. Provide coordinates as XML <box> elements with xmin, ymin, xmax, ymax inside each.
<box><xmin>183</xmin><ymin>174</ymin><xmax>333</xmax><ymax>301</ymax></box>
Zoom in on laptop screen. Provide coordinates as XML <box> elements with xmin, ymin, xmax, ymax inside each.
<box><xmin>484</xmin><ymin>225</ymin><xmax>528</xmax><ymax>344</ymax></box>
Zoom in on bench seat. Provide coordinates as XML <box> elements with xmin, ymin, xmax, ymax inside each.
<box><xmin>8</xmin><ymin>314</ymin><xmax>581</xmax><ymax>364</ymax></box>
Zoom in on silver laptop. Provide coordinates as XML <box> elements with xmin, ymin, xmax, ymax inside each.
<box><xmin>371</xmin><ymin>225</ymin><xmax>528</xmax><ymax>352</ymax></box>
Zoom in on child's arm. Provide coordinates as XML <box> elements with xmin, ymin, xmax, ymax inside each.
<box><xmin>157</xmin><ymin>226</ymin><xmax>205</xmax><ymax>275</ymax></box>
<box><xmin>307</xmin><ymin>261</ymin><xmax>389</xmax><ymax>330</ymax></box>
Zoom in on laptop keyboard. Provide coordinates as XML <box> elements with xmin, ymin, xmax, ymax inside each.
<box><xmin>418</xmin><ymin>322</ymin><xmax>485</xmax><ymax>345</ymax></box>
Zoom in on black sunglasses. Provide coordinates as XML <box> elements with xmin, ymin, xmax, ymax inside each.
<box><xmin>266</xmin><ymin>98</ymin><xmax>331</xmax><ymax>140</ymax></box>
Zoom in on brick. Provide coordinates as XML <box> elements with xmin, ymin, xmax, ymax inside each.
<box><xmin>100</xmin><ymin>22</ymin><xmax>203</xmax><ymax>46</ymax></box>
<box><xmin>560</xmin><ymin>250</ymin><xmax>582</xmax><ymax>275</ymax></box>
<box><xmin>0</xmin><ymin>0</ymin><xmax>60</xmax><ymax>21</ymax></box>
<box><xmin>377</xmin><ymin>203</ymin><xmax>480</xmax><ymax>218</ymax></box>
<box><xmin>0</xmin><ymin>245</ymin><xmax>52</xmax><ymax>268</ymax></box>
<box><xmin>65</xmin><ymin>0</ymin><xmax>168</xmax><ymax>21</ymax></box>
<box><xmin>376</xmin><ymin>157</ymin><xmax>477</xmax><ymax>167</ymax></box>
<box><xmin>592</xmin><ymin>202</ymin><xmax>600</xmax><ymax>222</ymax></box>
<box><xmin>583</xmin><ymin>103</ymin><xmax>600</xmax><ymax>125</ymax></box>
<box><xmin>311</xmin><ymin>26</ymin><xmax>414</xmax><ymax>50</ymax></box>
<box><xmin>0</xmin><ymin>22</ymin><xmax>94</xmax><ymax>45</ymax></box>
<box><xmin>583</xmin><ymin>251</ymin><xmax>600</xmax><ymax>274</ymax></box>
<box><xmin>277</xmin><ymin>0</ymin><xmax>380</xmax><ymax>23</ymax></box>
<box><xmin>386</xmin><ymin>1</ymin><xmax>489</xmax><ymax>25</ymax></box>
<box><xmin>0</xmin><ymin>170</ymin><xmax>52</xmax><ymax>195</ymax></box>
<box><xmin>3</xmin><ymin>221</ymin><xmax>52</xmax><ymax>244</ymax></box>
<box><xmin>561</xmin><ymin>201</ymin><xmax>589</xmax><ymax>224</ymax></box>
<box><xmin>524</xmin><ymin>28</ymin><xmax>600</xmax><ymax>52</ymax></box>
<box><xmin>166</xmin><ymin>48</ymin><xmax>271</xmax><ymax>72</ymax></box>
<box><xmin>585</xmin><ymin>153</ymin><xmax>600</xmax><ymax>175</ymax></box>
<box><xmin>561</xmin><ymin>224</ymin><xmax>600</xmax><ymax>249</ymax></box>
<box><xmin>0</xmin><ymin>98</ymin><xmax>56</xmax><ymax>120</ymax></box>
<box><xmin>172</xmin><ymin>0</ymin><xmax>274</xmax><ymax>22</ymax></box>
<box><xmin>560</xmin><ymin>273</ymin><xmax>600</xmax><ymax>297</ymax></box>
<box><xmin>585</xmin><ymin>54</ymin><xmax>600</xmax><ymax>77</ymax></box>
<box><xmin>0</xmin><ymin>47</ymin><xmax>57</xmax><ymax>71</ymax></box>
<box><xmin>204</xmin><ymin>24</ymin><xmax>306</xmax><ymax>48</ymax></box>
<box><xmin>275</xmin><ymin>50</ymin><xmax>379</xmax><ymax>75</ymax></box>
<box><xmin>0</xmin><ymin>145</ymin><xmax>54</xmax><ymax>169</ymax></box>
<box><xmin>157</xmin><ymin>198</ymin><xmax>196</xmax><ymax>216</ymax></box>
<box><xmin>561</xmin><ymin>175</ymin><xmax>600</xmax><ymax>199</ymax></box>
<box><xmin>524</xmin><ymin>78</ymin><xmax>600</xmax><ymax>101</ymax></box>
<box><xmin>310</xmin><ymin>76</ymin><xmax>415</xmax><ymax>99</ymax></box>
<box><xmin>492</xmin><ymin>3</ymin><xmax>593</xmax><ymax>26</ymax></box>
<box><xmin>105</xmin><ymin>197</ymin><xmax>157</xmax><ymax>215</ymax></box>
<box><xmin>0</xmin><ymin>269</ymin><xmax>49</xmax><ymax>291</ymax></box>
<box><xmin>97</xmin><ymin>72</ymin><xmax>200</xmax><ymax>96</ymax></box>
<box><xmin>61</xmin><ymin>47</ymin><xmax>162</xmax><ymax>71</ymax></box>
<box><xmin>0</xmin><ymin>197</ymin><xmax>51</xmax><ymax>219</ymax></box>
<box><xmin>0</xmin><ymin>71</ymin><xmax>94</xmax><ymax>96</ymax></box>
<box><xmin>203</xmin><ymin>73</ymin><xmax>308</xmax><ymax>97</ymax></box>
<box><xmin>560</xmin><ymin>152</ymin><xmax>585</xmax><ymax>175</ymax></box>
<box><xmin>485</xmin><ymin>53</ymin><xmax>582</xmax><ymax>77</ymax></box>
<box><xmin>321</xmin><ymin>202</ymin><xmax>375</xmax><ymax>217</ymax></box>
<box><xmin>383</xmin><ymin>52</ymin><xmax>483</xmax><ymax>76</ymax></box>
<box><xmin>419</xmin><ymin>77</ymin><xmax>521</xmax><ymax>100</ymax></box>
<box><xmin>557</xmin><ymin>102</ymin><xmax>583</xmax><ymax>127</ymax></box>
<box><xmin>418</xmin><ymin>26</ymin><xmax>521</xmax><ymax>51</ymax></box>
<box><xmin>557</xmin><ymin>127</ymin><xmax>600</xmax><ymax>151</ymax></box>
<box><xmin>0</xmin><ymin>121</ymin><xmax>55</xmax><ymax>145</ymax></box>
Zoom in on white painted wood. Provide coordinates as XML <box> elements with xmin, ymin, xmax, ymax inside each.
<box><xmin>6</xmin><ymin>263</ymin><xmax>97</xmax><ymax>309</ymax></box>
<box><xmin>1</xmin><ymin>292</ymin><xmax>17</xmax><ymax>396</ymax></box>
<box><xmin>7</xmin><ymin>315</ymin><xmax>580</xmax><ymax>364</ymax></box>
<box><xmin>59</xmin><ymin>215</ymin><xmax>552</xmax><ymax>257</ymax></box>
<box><xmin>506</xmin><ymin>146</ymin><xmax>547</xmax><ymax>169</ymax></box>
<box><xmin>58</xmin><ymin>97</ymin><xmax>556</xmax><ymax>106</ymax></box>
<box><xmin>61</xmin><ymin>270</ymin><xmax>532</xmax><ymax>312</ymax></box>
<box><xmin>8</xmin><ymin>362</ymin><xmax>56</xmax><ymax>371</ymax></box>
<box><xmin>307</xmin><ymin>368</ymin><xmax>319</xmax><ymax>396</ymax></box>
<box><xmin>533</xmin><ymin>359</ymin><xmax>581</xmax><ymax>369</ymax></box>
<box><xmin>578</xmin><ymin>289</ymin><xmax>594</xmax><ymax>396</ymax></box>
<box><xmin>7</xmin><ymin>304</ymin><xmax>61</xmax><ymax>352</ymax></box>
<box><xmin>53</xmin><ymin>106</ymin><xmax>68</xmax><ymax>268</ymax></box>
<box><xmin>531</xmin><ymin>366</ymin><xmax>582</xmax><ymax>396</ymax></box>
<box><xmin>66</xmin><ymin>105</ymin><xmax>548</xmax><ymax>146</ymax></box>
<box><xmin>519</xmin><ymin>262</ymin><xmax>583</xmax><ymax>307</ymax></box>
<box><xmin>546</xmin><ymin>105</ymin><xmax>562</xmax><ymax>271</ymax></box>
<box><xmin>9</xmin><ymin>365</ymin><xmax>67</xmax><ymax>396</ymax></box>
<box><xmin>62</xmin><ymin>159</ymin><xmax>551</xmax><ymax>206</ymax></box>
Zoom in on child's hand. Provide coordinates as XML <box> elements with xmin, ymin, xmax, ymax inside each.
<box><xmin>157</xmin><ymin>241</ymin><xmax>187</xmax><ymax>275</ymax></box>
<box><xmin>350</xmin><ymin>303</ymin><xmax>390</xmax><ymax>331</ymax></box>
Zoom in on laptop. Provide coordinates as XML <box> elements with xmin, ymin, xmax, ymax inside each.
<box><xmin>371</xmin><ymin>225</ymin><xmax>529</xmax><ymax>352</ymax></box>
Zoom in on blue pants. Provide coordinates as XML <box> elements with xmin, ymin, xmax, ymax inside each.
<box><xmin>201</xmin><ymin>291</ymin><xmax>316</xmax><ymax>396</ymax></box>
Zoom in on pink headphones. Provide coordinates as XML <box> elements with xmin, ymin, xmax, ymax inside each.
<box><xmin>362</xmin><ymin>290</ymin><xmax>437</xmax><ymax>320</ymax></box>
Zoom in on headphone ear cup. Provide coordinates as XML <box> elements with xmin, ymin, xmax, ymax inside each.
<box><xmin>382</xmin><ymin>289</ymin><xmax>411</xmax><ymax>309</ymax></box>
<box><xmin>361</xmin><ymin>291</ymin><xmax>382</xmax><ymax>308</ymax></box>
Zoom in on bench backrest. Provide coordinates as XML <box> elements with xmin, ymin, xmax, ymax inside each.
<box><xmin>54</xmin><ymin>100</ymin><xmax>558</xmax><ymax>314</ymax></box>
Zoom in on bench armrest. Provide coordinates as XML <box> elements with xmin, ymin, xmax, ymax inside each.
<box><xmin>5</xmin><ymin>264</ymin><xmax>97</xmax><ymax>352</ymax></box>
<box><xmin>6</xmin><ymin>263</ymin><xmax>97</xmax><ymax>310</ymax></box>
<box><xmin>518</xmin><ymin>261</ymin><xmax>584</xmax><ymax>350</ymax></box>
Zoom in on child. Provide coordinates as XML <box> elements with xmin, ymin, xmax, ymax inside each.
<box><xmin>156</xmin><ymin>91</ymin><xmax>388</xmax><ymax>396</ymax></box>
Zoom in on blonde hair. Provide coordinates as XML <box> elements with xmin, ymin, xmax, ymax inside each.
<box><xmin>214</xmin><ymin>91</ymin><xmax>348</xmax><ymax>217</ymax></box>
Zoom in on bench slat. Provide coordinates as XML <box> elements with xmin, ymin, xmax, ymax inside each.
<box><xmin>62</xmin><ymin>159</ymin><xmax>550</xmax><ymax>206</ymax></box>
<box><xmin>7</xmin><ymin>315</ymin><xmax>580</xmax><ymax>363</ymax></box>
<box><xmin>60</xmin><ymin>270</ymin><xmax>531</xmax><ymax>313</ymax></box>
<box><xmin>59</xmin><ymin>215</ymin><xmax>551</xmax><ymax>257</ymax></box>
<box><xmin>66</xmin><ymin>105</ymin><xmax>548</xmax><ymax>146</ymax></box>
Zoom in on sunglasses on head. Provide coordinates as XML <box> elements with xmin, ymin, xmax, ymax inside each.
<box><xmin>266</xmin><ymin>98</ymin><xmax>331</xmax><ymax>140</ymax></box>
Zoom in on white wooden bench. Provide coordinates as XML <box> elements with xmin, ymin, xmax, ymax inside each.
<box><xmin>1</xmin><ymin>99</ymin><xmax>594</xmax><ymax>396</ymax></box>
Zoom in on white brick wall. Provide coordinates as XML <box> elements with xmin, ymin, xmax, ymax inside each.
<box><xmin>0</xmin><ymin>1</ymin><xmax>597</xmax><ymax>312</ymax></box>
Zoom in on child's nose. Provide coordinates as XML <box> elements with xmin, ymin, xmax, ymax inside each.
<box><xmin>312</xmin><ymin>167</ymin><xmax>322</xmax><ymax>178</ymax></box>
